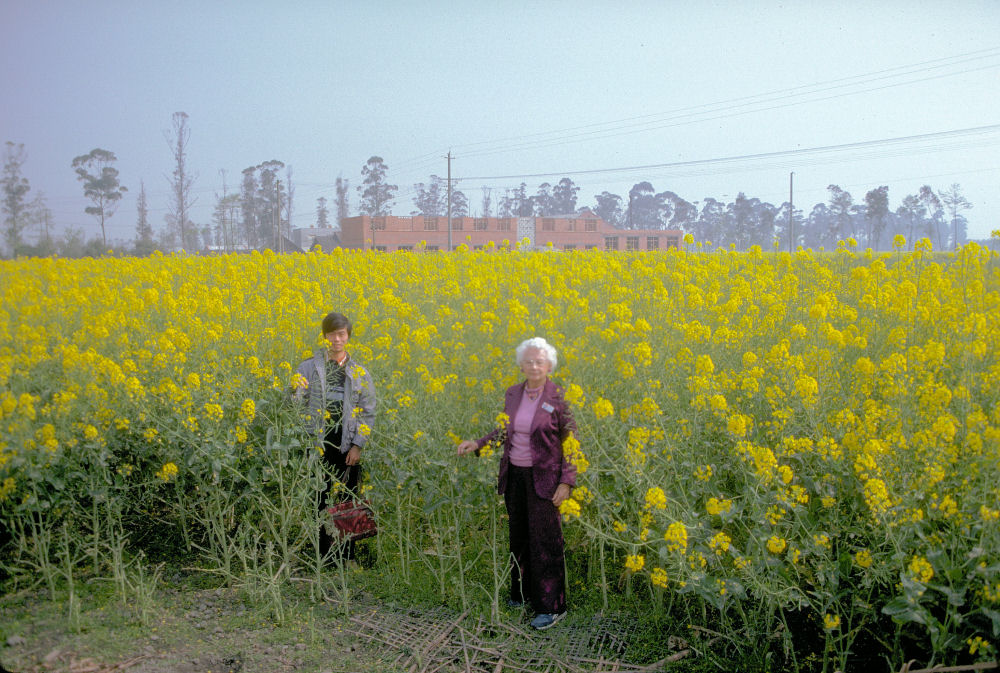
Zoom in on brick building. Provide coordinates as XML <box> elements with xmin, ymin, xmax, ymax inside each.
<box><xmin>339</xmin><ymin>209</ymin><xmax>682</xmax><ymax>252</ymax></box>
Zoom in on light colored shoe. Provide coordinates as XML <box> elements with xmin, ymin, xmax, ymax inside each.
<box><xmin>530</xmin><ymin>612</ymin><xmax>566</xmax><ymax>630</ymax></box>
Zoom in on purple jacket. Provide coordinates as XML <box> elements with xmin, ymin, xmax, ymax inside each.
<box><xmin>476</xmin><ymin>379</ymin><xmax>578</xmax><ymax>499</ymax></box>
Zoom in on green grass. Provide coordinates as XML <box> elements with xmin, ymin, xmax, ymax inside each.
<box><xmin>0</xmin><ymin>551</ymin><xmax>733</xmax><ymax>673</ymax></box>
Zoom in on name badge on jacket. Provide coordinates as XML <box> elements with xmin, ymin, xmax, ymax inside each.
<box><xmin>541</xmin><ymin>402</ymin><xmax>555</xmax><ymax>413</ymax></box>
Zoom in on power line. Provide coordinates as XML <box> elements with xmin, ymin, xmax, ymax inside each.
<box><xmin>457</xmin><ymin>124</ymin><xmax>1000</xmax><ymax>182</ymax></box>
<box><xmin>448</xmin><ymin>46</ymin><xmax>1000</xmax><ymax>156</ymax></box>
<box><xmin>456</xmin><ymin>63</ymin><xmax>1000</xmax><ymax>160</ymax></box>
<box><xmin>246</xmin><ymin>48</ymin><xmax>1000</xmax><ymax>197</ymax></box>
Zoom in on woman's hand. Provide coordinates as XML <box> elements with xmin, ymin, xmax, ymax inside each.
<box><xmin>346</xmin><ymin>445</ymin><xmax>361</xmax><ymax>466</ymax></box>
<box><xmin>456</xmin><ymin>440</ymin><xmax>478</xmax><ymax>456</ymax></box>
<box><xmin>552</xmin><ymin>483</ymin><xmax>571</xmax><ymax>507</ymax></box>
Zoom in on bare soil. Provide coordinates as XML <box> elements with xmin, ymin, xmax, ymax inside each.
<box><xmin>1</xmin><ymin>580</ymin><xmax>677</xmax><ymax>673</ymax></box>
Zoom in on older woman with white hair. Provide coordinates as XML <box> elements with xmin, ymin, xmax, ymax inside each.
<box><xmin>458</xmin><ymin>337</ymin><xmax>579</xmax><ymax>630</ymax></box>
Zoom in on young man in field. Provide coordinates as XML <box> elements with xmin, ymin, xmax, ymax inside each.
<box><xmin>292</xmin><ymin>311</ymin><xmax>377</xmax><ymax>558</ymax></box>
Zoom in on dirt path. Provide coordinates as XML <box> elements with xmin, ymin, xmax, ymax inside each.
<box><xmin>2</xmin><ymin>587</ymin><xmax>679</xmax><ymax>673</ymax></box>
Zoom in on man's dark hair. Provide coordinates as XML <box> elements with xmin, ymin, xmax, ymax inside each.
<box><xmin>321</xmin><ymin>311</ymin><xmax>352</xmax><ymax>336</ymax></box>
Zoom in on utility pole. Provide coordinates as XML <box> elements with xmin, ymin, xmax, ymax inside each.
<box><xmin>445</xmin><ymin>151</ymin><xmax>453</xmax><ymax>251</ymax></box>
<box><xmin>42</xmin><ymin>206</ymin><xmax>52</xmax><ymax>243</ymax></box>
<box><xmin>275</xmin><ymin>179</ymin><xmax>282</xmax><ymax>253</ymax></box>
<box><xmin>233</xmin><ymin>205</ymin><xmax>241</xmax><ymax>251</ymax></box>
<box><xmin>219</xmin><ymin>169</ymin><xmax>228</xmax><ymax>253</ymax></box>
<box><xmin>226</xmin><ymin>205</ymin><xmax>235</xmax><ymax>252</ymax></box>
<box><xmin>788</xmin><ymin>172</ymin><xmax>795</xmax><ymax>252</ymax></box>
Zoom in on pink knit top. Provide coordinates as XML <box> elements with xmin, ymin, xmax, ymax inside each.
<box><xmin>509</xmin><ymin>386</ymin><xmax>543</xmax><ymax>466</ymax></box>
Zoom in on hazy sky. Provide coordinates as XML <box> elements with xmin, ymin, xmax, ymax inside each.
<box><xmin>2</xmin><ymin>0</ymin><xmax>999</xmax><ymax>243</ymax></box>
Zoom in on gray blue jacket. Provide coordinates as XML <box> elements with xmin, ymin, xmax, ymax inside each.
<box><xmin>293</xmin><ymin>350</ymin><xmax>376</xmax><ymax>454</ymax></box>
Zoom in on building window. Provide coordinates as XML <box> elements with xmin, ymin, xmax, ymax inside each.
<box><xmin>452</xmin><ymin>218</ymin><xmax>463</xmax><ymax>230</ymax></box>
<box><xmin>585</xmin><ymin>220</ymin><xmax>597</xmax><ymax>232</ymax></box>
<box><xmin>426</xmin><ymin>245</ymin><xmax>439</xmax><ymax>251</ymax></box>
<box><xmin>567</xmin><ymin>219</ymin><xmax>576</xmax><ymax>231</ymax></box>
<box><xmin>605</xmin><ymin>236</ymin><xmax>619</xmax><ymax>251</ymax></box>
<box><xmin>564</xmin><ymin>244</ymin><xmax>576</xmax><ymax>250</ymax></box>
<box><xmin>374</xmin><ymin>245</ymin><xmax>387</xmax><ymax>252</ymax></box>
<box><xmin>627</xmin><ymin>236</ymin><xmax>639</xmax><ymax>251</ymax></box>
<box><xmin>542</xmin><ymin>218</ymin><xmax>555</xmax><ymax>231</ymax></box>
<box><xmin>474</xmin><ymin>245</ymin><xmax>484</xmax><ymax>250</ymax></box>
<box><xmin>647</xmin><ymin>236</ymin><xmax>660</xmax><ymax>250</ymax></box>
<box><xmin>498</xmin><ymin>218</ymin><xmax>512</xmax><ymax>231</ymax></box>
<box><xmin>398</xmin><ymin>245</ymin><xmax>413</xmax><ymax>251</ymax></box>
<box><xmin>474</xmin><ymin>218</ymin><xmax>488</xmax><ymax>231</ymax></box>
<box><xmin>371</xmin><ymin>217</ymin><xmax>386</xmax><ymax>230</ymax></box>
<box><xmin>586</xmin><ymin>244</ymin><xmax>597</xmax><ymax>250</ymax></box>
<box><xmin>666</xmin><ymin>236</ymin><xmax>679</xmax><ymax>249</ymax></box>
<box><xmin>423</xmin><ymin>216</ymin><xmax>438</xmax><ymax>230</ymax></box>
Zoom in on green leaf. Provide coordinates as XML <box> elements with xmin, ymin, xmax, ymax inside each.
<box><xmin>929</xmin><ymin>583</ymin><xmax>965</xmax><ymax>608</ymax></box>
<box><xmin>982</xmin><ymin>608</ymin><xmax>1000</xmax><ymax>637</ymax></box>
<box><xmin>882</xmin><ymin>597</ymin><xmax>913</xmax><ymax>616</ymax></box>
<box><xmin>882</xmin><ymin>597</ymin><xmax>926</xmax><ymax>625</ymax></box>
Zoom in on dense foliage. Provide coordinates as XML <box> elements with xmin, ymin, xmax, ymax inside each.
<box><xmin>1</xmin><ymin>239</ymin><xmax>998</xmax><ymax>671</ymax></box>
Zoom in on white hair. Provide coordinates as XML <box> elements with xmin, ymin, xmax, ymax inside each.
<box><xmin>515</xmin><ymin>337</ymin><xmax>558</xmax><ymax>371</ymax></box>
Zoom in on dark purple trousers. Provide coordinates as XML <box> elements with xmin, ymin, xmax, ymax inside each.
<box><xmin>505</xmin><ymin>465</ymin><xmax>567</xmax><ymax>614</ymax></box>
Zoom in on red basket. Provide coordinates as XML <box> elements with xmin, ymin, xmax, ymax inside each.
<box><xmin>324</xmin><ymin>500</ymin><xmax>377</xmax><ymax>542</ymax></box>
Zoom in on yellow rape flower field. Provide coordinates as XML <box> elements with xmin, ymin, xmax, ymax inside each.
<box><xmin>1</xmin><ymin>240</ymin><xmax>999</xmax><ymax>671</ymax></box>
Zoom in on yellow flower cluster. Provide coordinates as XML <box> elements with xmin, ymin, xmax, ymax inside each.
<box><xmin>908</xmin><ymin>555</ymin><xmax>934</xmax><ymax>584</ymax></box>
<box><xmin>626</xmin><ymin>426</ymin><xmax>650</xmax><ymax>466</ymax></box>
<box><xmin>0</xmin><ymin>476</ymin><xmax>15</xmax><ymax>502</ymax></box>
<box><xmin>854</xmin><ymin>549</ymin><xmax>873</xmax><ymax>569</ymax></box>
<box><xmin>705</xmin><ymin>497</ymin><xmax>733</xmax><ymax>516</ymax></box>
<box><xmin>625</xmin><ymin>554</ymin><xmax>645</xmax><ymax>572</ymax></box>
<box><xmin>693</xmin><ymin>464</ymin><xmax>712</xmax><ymax>481</ymax></box>
<box><xmin>709</xmin><ymin>531</ymin><xmax>731</xmax><ymax>556</ymax></box>
<box><xmin>663</xmin><ymin>521</ymin><xmax>688</xmax><ymax>553</ymax></box>
<box><xmin>558</xmin><ymin>498</ymin><xmax>581</xmax><ymax>521</ymax></box>
<box><xmin>592</xmin><ymin>397</ymin><xmax>615</xmax><ymax>420</ymax></box>
<box><xmin>561</xmin><ymin>433</ymin><xmax>588</xmax><ymax>474</ymax></box>
<box><xmin>155</xmin><ymin>462</ymin><xmax>179</xmax><ymax>483</ymax></box>
<box><xmin>643</xmin><ymin>486</ymin><xmax>667</xmax><ymax>510</ymax></box>
<box><xmin>968</xmin><ymin>636</ymin><xmax>991</xmax><ymax>656</ymax></box>
<box><xmin>863</xmin><ymin>478</ymin><xmax>893</xmax><ymax>515</ymax></box>
<box><xmin>564</xmin><ymin>383</ymin><xmax>585</xmax><ymax>406</ymax></box>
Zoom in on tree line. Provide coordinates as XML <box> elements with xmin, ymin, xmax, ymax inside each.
<box><xmin>1</xmin><ymin>112</ymin><xmax>205</xmax><ymax>257</ymax></box>
<box><xmin>348</xmin><ymin>156</ymin><xmax>976</xmax><ymax>252</ymax></box>
<box><xmin>0</xmin><ymin>126</ymin><xmax>980</xmax><ymax>257</ymax></box>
